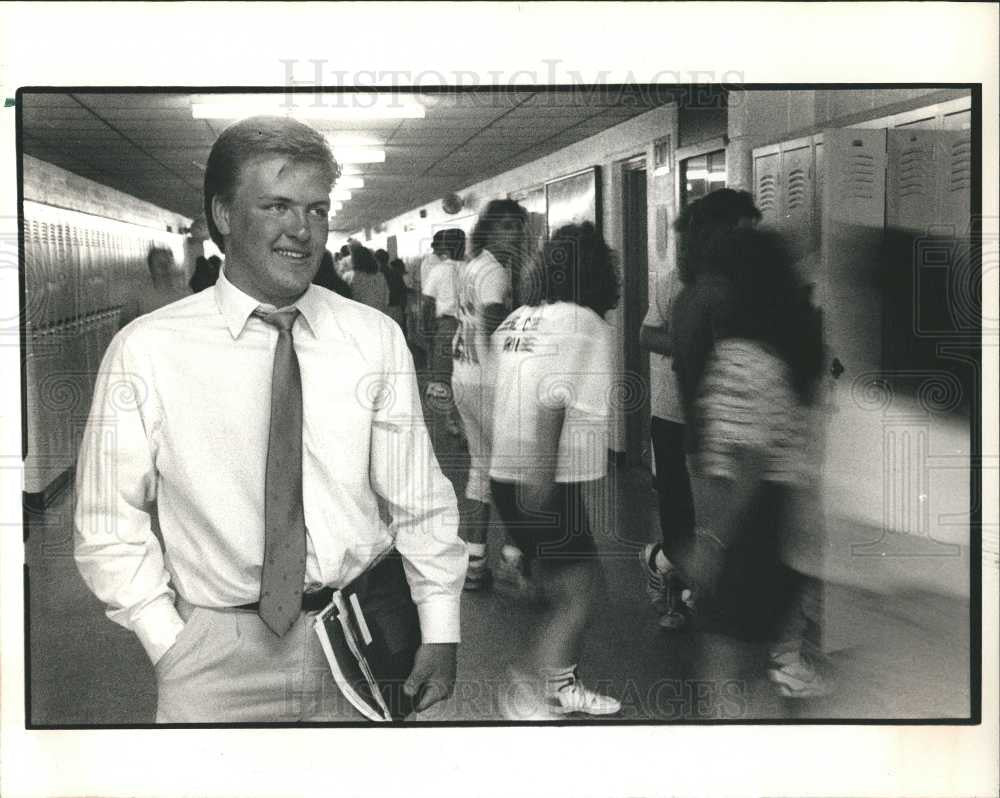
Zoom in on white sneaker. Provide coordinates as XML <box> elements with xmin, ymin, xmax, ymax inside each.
<box><xmin>768</xmin><ymin>648</ymin><xmax>832</xmax><ymax>699</ymax></box>
<box><xmin>546</xmin><ymin>673</ymin><xmax>621</xmax><ymax>716</ymax></box>
<box><xmin>495</xmin><ymin>548</ymin><xmax>544</xmax><ymax>604</ymax></box>
<box><xmin>500</xmin><ymin>668</ymin><xmax>556</xmax><ymax>721</ymax></box>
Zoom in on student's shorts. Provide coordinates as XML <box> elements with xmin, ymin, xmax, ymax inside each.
<box><xmin>490</xmin><ymin>479</ymin><xmax>599</xmax><ymax>565</ymax></box>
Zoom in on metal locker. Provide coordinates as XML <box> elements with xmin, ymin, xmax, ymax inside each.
<box><xmin>24</xmin><ymin>220</ymin><xmax>45</xmax><ymax>329</ymax></box>
<box><xmin>753</xmin><ymin>147</ymin><xmax>781</xmax><ymax>228</ymax></box>
<box><xmin>886</xmin><ymin>129</ymin><xmax>939</xmax><ymax>233</ymax></box>
<box><xmin>778</xmin><ymin>138</ymin><xmax>817</xmax><ymax>261</ymax></box>
<box><xmin>820</xmin><ymin>127</ymin><xmax>888</xmax><ymax>379</ymax></box>
<box><xmin>23</xmin><ymin>328</ymin><xmax>45</xmax><ymax>491</ymax></box>
<box><xmin>44</xmin><ymin>221</ymin><xmax>60</xmax><ymax>327</ymax></box>
<box><xmin>56</xmin><ymin>223</ymin><xmax>74</xmax><ymax>322</ymax></box>
<box><xmin>69</xmin><ymin>224</ymin><xmax>83</xmax><ymax>321</ymax></box>
<box><xmin>939</xmin><ymin>129</ymin><xmax>971</xmax><ymax>232</ymax></box>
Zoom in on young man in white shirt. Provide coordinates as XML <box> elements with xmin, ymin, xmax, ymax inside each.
<box><xmin>74</xmin><ymin>116</ymin><xmax>466</xmax><ymax>723</ymax></box>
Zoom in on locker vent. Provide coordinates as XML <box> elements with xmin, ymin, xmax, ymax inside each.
<box><xmin>786</xmin><ymin>168</ymin><xmax>807</xmax><ymax>211</ymax></box>
<box><xmin>846</xmin><ymin>153</ymin><xmax>876</xmax><ymax>199</ymax></box>
<box><xmin>757</xmin><ymin>173</ymin><xmax>777</xmax><ymax>213</ymax></box>
<box><xmin>898</xmin><ymin>147</ymin><xmax>929</xmax><ymax>200</ymax></box>
<box><xmin>950</xmin><ymin>139</ymin><xmax>971</xmax><ymax>192</ymax></box>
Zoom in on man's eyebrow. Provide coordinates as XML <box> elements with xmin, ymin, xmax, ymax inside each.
<box><xmin>255</xmin><ymin>193</ymin><xmax>329</xmax><ymax>207</ymax></box>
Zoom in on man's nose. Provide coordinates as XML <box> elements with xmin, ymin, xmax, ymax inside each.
<box><xmin>284</xmin><ymin>209</ymin><xmax>311</xmax><ymax>241</ymax></box>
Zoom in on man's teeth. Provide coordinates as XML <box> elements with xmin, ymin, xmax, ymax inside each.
<box><xmin>275</xmin><ymin>249</ymin><xmax>307</xmax><ymax>258</ymax></box>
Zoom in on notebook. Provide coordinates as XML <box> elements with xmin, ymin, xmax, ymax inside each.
<box><xmin>314</xmin><ymin>549</ymin><xmax>421</xmax><ymax>721</ymax></box>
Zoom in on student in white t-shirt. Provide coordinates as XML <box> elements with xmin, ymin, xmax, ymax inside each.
<box><xmin>421</xmin><ymin>228</ymin><xmax>465</xmax><ymax>439</ymax></box>
<box><xmin>489</xmin><ymin>222</ymin><xmax>622</xmax><ymax>719</ymax></box>
<box><xmin>451</xmin><ymin>200</ymin><xmax>528</xmax><ymax>592</ymax></box>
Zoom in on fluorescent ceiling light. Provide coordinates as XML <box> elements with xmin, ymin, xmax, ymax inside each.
<box><xmin>332</xmin><ymin>190</ymin><xmax>352</xmax><ymax>201</ymax></box>
<box><xmin>337</xmin><ymin>176</ymin><xmax>364</xmax><ymax>189</ymax></box>
<box><xmin>328</xmin><ymin>134</ymin><xmax>383</xmax><ymax>147</ymax></box>
<box><xmin>340</xmin><ymin>164</ymin><xmax>361</xmax><ymax>176</ymax></box>
<box><xmin>332</xmin><ymin>201</ymin><xmax>343</xmax><ymax>211</ymax></box>
<box><xmin>191</xmin><ymin>94</ymin><xmax>424</xmax><ymax>120</ymax></box>
<box><xmin>333</xmin><ymin>147</ymin><xmax>385</xmax><ymax>164</ymax></box>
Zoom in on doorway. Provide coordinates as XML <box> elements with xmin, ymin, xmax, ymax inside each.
<box><xmin>621</xmin><ymin>156</ymin><xmax>650</xmax><ymax>469</ymax></box>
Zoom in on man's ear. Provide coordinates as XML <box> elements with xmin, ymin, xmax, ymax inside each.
<box><xmin>212</xmin><ymin>195</ymin><xmax>231</xmax><ymax>237</ymax></box>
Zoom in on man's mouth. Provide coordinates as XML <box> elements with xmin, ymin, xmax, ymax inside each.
<box><xmin>274</xmin><ymin>248</ymin><xmax>310</xmax><ymax>260</ymax></box>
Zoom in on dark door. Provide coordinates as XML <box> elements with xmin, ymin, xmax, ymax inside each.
<box><xmin>622</xmin><ymin>157</ymin><xmax>650</xmax><ymax>469</ymax></box>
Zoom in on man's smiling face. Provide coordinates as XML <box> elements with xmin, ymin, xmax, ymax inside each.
<box><xmin>214</xmin><ymin>155</ymin><xmax>331</xmax><ymax>307</ymax></box>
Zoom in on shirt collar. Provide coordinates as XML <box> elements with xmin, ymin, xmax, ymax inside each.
<box><xmin>214</xmin><ymin>268</ymin><xmax>323</xmax><ymax>339</ymax></box>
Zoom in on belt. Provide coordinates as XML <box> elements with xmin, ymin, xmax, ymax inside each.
<box><xmin>233</xmin><ymin>586</ymin><xmax>334</xmax><ymax>614</ymax></box>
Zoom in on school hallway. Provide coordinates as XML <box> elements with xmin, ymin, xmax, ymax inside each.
<box><xmin>24</xmin><ymin>355</ymin><xmax>973</xmax><ymax>726</ymax></box>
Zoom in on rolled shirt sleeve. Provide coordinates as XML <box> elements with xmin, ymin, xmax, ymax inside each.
<box><xmin>73</xmin><ymin>329</ymin><xmax>184</xmax><ymax>665</ymax></box>
<box><xmin>368</xmin><ymin>319</ymin><xmax>467</xmax><ymax>643</ymax></box>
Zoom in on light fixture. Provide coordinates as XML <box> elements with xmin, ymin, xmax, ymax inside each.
<box><xmin>328</xmin><ymin>134</ymin><xmax>383</xmax><ymax>147</ymax></box>
<box><xmin>332</xmin><ymin>201</ymin><xmax>343</xmax><ymax>211</ymax></box>
<box><xmin>336</xmin><ymin>176</ymin><xmax>364</xmax><ymax>189</ymax></box>
<box><xmin>190</xmin><ymin>93</ymin><xmax>425</xmax><ymax>120</ymax></box>
<box><xmin>332</xmin><ymin>189</ymin><xmax>352</xmax><ymax>201</ymax></box>
<box><xmin>332</xmin><ymin>147</ymin><xmax>385</xmax><ymax>164</ymax></box>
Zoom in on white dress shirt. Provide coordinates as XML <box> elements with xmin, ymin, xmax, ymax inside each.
<box><xmin>75</xmin><ymin>270</ymin><xmax>466</xmax><ymax>665</ymax></box>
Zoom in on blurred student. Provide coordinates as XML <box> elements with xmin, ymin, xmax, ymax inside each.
<box><xmin>312</xmin><ymin>250</ymin><xmax>353</xmax><ymax>299</ymax></box>
<box><xmin>387</xmin><ymin>258</ymin><xmax>409</xmax><ymax>332</ymax></box>
<box><xmin>491</xmin><ymin>222</ymin><xmax>622</xmax><ymax>718</ymax></box>
<box><xmin>421</xmin><ymin>229</ymin><xmax>465</xmax><ymax>438</ymax></box>
<box><xmin>122</xmin><ymin>246</ymin><xmax>189</xmax><ymax>326</ymax></box>
<box><xmin>451</xmin><ymin>200</ymin><xmax>528</xmax><ymax>592</ymax></box>
<box><xmin>189</xmin><ymin>255</ymin><xmax>221</xmax><ymax>293</ymax></box>
<box><xmin>662</xmin><ymin>225</ymin><xmax>829</xmax><ymax>698</ymax></box>
<box><xmin>345</xmin><ymin>246</ymin><xmax>389</xmax><ymax>314</ymax></box>
<box><xmin>639</xmin><ymin>190</ymin><xmax>760</xmax><ymax>629</ymax></box>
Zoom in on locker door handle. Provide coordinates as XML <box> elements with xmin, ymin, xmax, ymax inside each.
<box><xmin>830</xmin><ymin>357</ymin><xmax>845</xmax><ymax>379</ymax></box>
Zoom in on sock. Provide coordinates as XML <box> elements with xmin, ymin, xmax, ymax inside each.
<box><xmin>501</xmin><ymin>544</ymin><xmax>523</xmax><ymax>563</ymax></box>
<box><xmin>654</xmin><ymin>548</ymin><xmax>673</xmax><ymax>573</ymax></box>
<box><xmin>543</xmin><ymin>665</ymin><xmax>577</xmax><ymax>696</ymax></box>
<box><xmin>467</xmin><ymin>543</ymin><xmax>487</xmax><ymax>570</ymax></box>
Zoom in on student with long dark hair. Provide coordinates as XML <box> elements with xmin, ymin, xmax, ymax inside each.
<box><xmin>491</xmin><ymin>222</ymin><xmax>622</xmax><ymax>718</ymax></box>
<box><xmin>639</xmin><ymin>189</ymin><xmax>760</xmax><ymax>631</ymax></box>
<box><xmin>663</xmin><ymin>225</ymin><xmax>829</xmax><ymax>698</ymax></box>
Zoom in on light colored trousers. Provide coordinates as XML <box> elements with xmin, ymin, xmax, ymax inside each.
<box><xmin>155</xmin><ymin>598</ymin><xmax>365</xmax><ymax>723</ymax></box>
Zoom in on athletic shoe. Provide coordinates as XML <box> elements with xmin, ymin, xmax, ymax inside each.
<box><xmin>464</xmin><ymin>555</ymin><xmax>492</xmax><ymax>592</ymax></box>
<box><xmin>639</xmin><ymin>543</ymin><xmax>687</xmax><ymax>630</ymax></box>
<box><xmin>494</xmin><ymin>548</ymin><xmax>542</xmax><ymax>603</ymax></box>
<box><xmin>499</xmin><ymin>667</ymin><xmax>556</xmax><ymax>721</ymax></box>
<box><xmin>546</xmin><ymin>670</ymin><xmax>621</xmax><ymax>716</ymax></box>
<box><xmin>768</xmin><ymin>647</ymin><xmax>833</xmax><ymax>699</ymax></box>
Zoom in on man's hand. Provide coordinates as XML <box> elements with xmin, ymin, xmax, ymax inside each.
<box><xmin>403</xmin><ymin>642</ymin><xmax>457</xmax><ymax>713</ymax></box>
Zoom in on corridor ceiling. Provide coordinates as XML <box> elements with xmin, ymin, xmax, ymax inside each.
<box><xmin>20</xmin><ymin>88</ymin><xmax>682</xmax><ymax>234</ymax></box>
